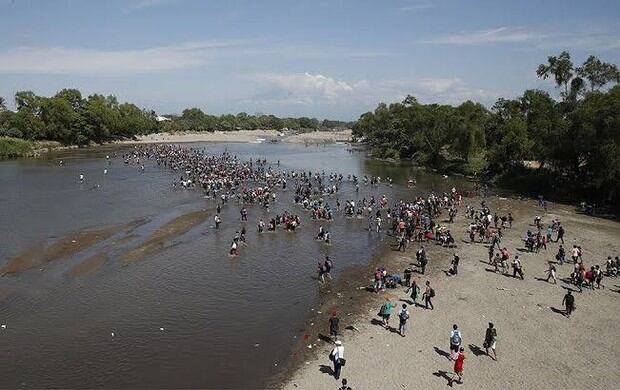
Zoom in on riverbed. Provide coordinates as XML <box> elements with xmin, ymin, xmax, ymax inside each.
<box><xmin>0</xmin><ymin>142</ymin><xmax>467</xmax><ymax>388</ymax></box>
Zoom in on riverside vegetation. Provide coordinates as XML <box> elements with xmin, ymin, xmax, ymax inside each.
<box><xmin>0</xmin><ymin>90</ymin><xmax>352</xmax><ymax>155</ymax></box>
<box><xmin>352</xmin><ymin>52</ymin><xmax>620</xmax><ymax>208</ymax></box>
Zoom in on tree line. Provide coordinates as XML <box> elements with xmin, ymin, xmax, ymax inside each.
<box><xmin>158</xmin><ymin>108</ymin><xmax>353</xmax><ymax>133</ymax></box>
<box><xmin>0</xmin><ymin>90</ymin><xmax>352</xmax><ymax>146</ymax></box>
<box><xmin>353</xmin><ymin>52</ymin><xmax>620</xmax><ymax>206</ymax></box>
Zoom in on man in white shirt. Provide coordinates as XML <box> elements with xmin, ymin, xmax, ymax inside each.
<box><xmin>330</xmin><ymin>340</ymin><xmax>345</xmax><ymax>379</ymax></box>
<box><xmin>450</xmin><ymin>324</ymin><xmax>462</xmax><ymax>360</ymax></box>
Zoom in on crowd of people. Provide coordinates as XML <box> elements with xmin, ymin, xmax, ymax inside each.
<box><xmin>107</xmin><ymin>145</ymin><xmax>617</xmax><ymax>389</ymax></box>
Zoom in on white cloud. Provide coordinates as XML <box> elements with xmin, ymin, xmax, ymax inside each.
<box><xmin>537</xmin><ymin>33</ymin><xmax>620</xmax><ymax>51</ymax></box>
<box><xmin>414</xmin><ymin>78</ymin><xmax>462</xmax><ymax>93</ymax></box>
<box><xmin>252</xmin><ymin>72</ymin><xmax>354</xmax><ymax>105</ymax></box>
<box><xmin>360</xmin><ymin>78</ymin><xmax>497</xmax><ymax>106</ymax></box>
<box><xmin>0</xmin><ymin>40</ymin><xmax>249</xmax><ymax>75</ymax></box>
<box><xmin>399</xmin><ymin>3</ymin><xmax>435</xmax><ymax>12</ymax></box>
<box><xmin>421</xmin><ymin>27</ymin><xmax>548</xmax><ymax>45</ymax></box>
<box><xmin>421</xmin><ymin>26</ymin><xmax>620</xmax><ymax>51</ymax></box>
<box><xmin>248</xmin><ymin>72</ymin><xmax>496</xmax><ymax>108</ymax></box>
<box><xmin>126</xmin><ymin>0</ymin><xmax>179</xmax><ymax>11</ymax></box>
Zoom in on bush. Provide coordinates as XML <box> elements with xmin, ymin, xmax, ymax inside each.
<box><xmin>371</xmin><ymin>146</ymin><xmax>401</xmax><ymax>160</ymax></box>
<box><xmin>0</xmin><ymin>128</ymin><xmax>23</xmax><ymax>138</ymax></box>
<box><xmin>0</xmin><ymin>137</ymin><xmax>34</xmax><ymax>158</ymax></box>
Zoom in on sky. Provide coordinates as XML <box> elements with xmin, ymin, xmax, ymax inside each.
<box><xmin>0</xmin><ymin>0</ymin><xmax>619</xmax><ymax>120</ymax></box>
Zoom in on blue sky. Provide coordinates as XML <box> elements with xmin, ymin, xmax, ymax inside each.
<box><xmin>0</xmin><ymin>0</ymin><xmax>618</xmax><ymax>120</ymax></box>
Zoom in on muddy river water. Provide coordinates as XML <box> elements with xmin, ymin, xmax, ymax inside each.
<box><xmin>0</xmin><ymin>142</ymin><xmax>467</xmax><ymax>388</ymax></box>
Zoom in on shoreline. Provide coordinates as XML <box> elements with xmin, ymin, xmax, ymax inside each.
<box><xmin>117</xmin><ymin>129</ymin><xmax>353</xmax><ymax>145</ymax></box>
<box><xmin>279</xmin><ymin>195</ymin><xmax>620</xmax><ymax>389</ymax></box>
<box><xmin>0</xmin><ymin>130</ymin><xmax>353</xmax><ymax>160</ymax></box>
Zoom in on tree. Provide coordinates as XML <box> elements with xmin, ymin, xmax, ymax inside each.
<box><xmin>40</xmin><ymin>96</ymin><xmax>80</xmax><ymax>143</ymax></box>
<box><xmin>54</xmin><ymin>89</ymin><xmax>84</xmax><ymax>111</ymax></box>
<box><xmin>0</xmin><ymin>96</ymin><xmax>6</xmax><ymax>111</ymax></box>
<box><xmin>14</xmin><ymin>91</ymin><xmax>42</xmax><ymax>113</ymax></box>
<box><xmin>537</xmin><ymin>51</ymin><xmax>575</xmax><ymax>98</ymax></box>
<box><xmin>576</xmin><ymin>55</ymin><xmax>620</xmax><ymax>92</ymax></box>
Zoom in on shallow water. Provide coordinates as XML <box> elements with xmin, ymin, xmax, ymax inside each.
<box><xmin>0</xmin><ymin>142</ymin><xmax>467</xmax><ymax>388</ymax></box>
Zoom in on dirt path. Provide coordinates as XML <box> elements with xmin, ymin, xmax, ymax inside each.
<box><xmin>283</xmin><ymin>196</ymin><xmax>620</xmax><ymax>389</ymax></box>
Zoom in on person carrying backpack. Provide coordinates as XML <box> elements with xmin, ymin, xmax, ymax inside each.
<box><xmin>422</xmin><ymin>281</ymin><xmax>435</xmax><ymax>310</ymax></box>
<box><xmin>398</xmin><ymin>304</ymin><xmax>410</xmax><ymax>337</ymax></box>
<box><xmin>379</xmin><ymin>299</ymin><xmax>396</xmax><ymax>328</ymax></box>
<box><xmin>450</xmin><ymin>324</ymin><xmax>462</xmax><ymax>359</ymax></box>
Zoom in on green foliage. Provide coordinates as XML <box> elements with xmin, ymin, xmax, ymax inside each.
<box><xmin>0</xmin><ymin>137</ymin><xmax>34</xmax><ymax>158</ymax></box>
<box><xmin>1</xmin><ymin>89</ymin><xmax>351</xmax><ymax>149</ymax></box>
<box><xmin>158</xmin><ymin>110</ymin><xmax>350</xmax><ymax>133</ymax></box>
<box><xmin>354</xmin><ymin>52</ymin><xmax>619</xmax><ymax>206</ymax></box>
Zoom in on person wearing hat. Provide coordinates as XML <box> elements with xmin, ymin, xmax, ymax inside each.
<box><xmin>329</xmin><ymin>340</ymin><xmax>345</xmax><ymax>380</ymax></box>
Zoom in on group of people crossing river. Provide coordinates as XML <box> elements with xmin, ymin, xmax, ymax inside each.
<box><xmin>84</xmin><ymin>144</ymin><xmax>617</xmax><ymax>388</ymax></box>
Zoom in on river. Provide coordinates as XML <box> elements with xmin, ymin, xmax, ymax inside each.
<box><xmin>0</xmin><ymin>142</ymin><xmax>467</xmax><ymax>388</ymax></box>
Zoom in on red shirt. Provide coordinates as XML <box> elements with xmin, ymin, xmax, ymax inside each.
<box><xmin>454</xmin><ymin>352</ymin><xmax>465</xmax><ymax>372</ymax></box>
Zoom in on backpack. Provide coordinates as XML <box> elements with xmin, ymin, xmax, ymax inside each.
<box><xmin>429</xmin><ymin>288</ymin><xmax>436</xmax><ymax>298</ymax></box>
<box><xmin>451</xmin><ymin>332</ymin><xmax>461</xmax><ymax>345</ymax></box>
<box><xmin>399</xmin><ymin>310</ymin><xmax>409</xmax><ymax>322</ymax></box>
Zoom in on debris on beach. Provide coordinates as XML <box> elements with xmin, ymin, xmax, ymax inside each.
<box><xmin>111</xmin><ymin>331</ymin><xmax>115</xmax><ymax>337</ymax></box>
<box><xmin>159</xmin><ymin>327</ymin><xmax>165</xmax><ymax>331</ymax></box>
<box><xmin>254</xmin><ymin>343</ymin><xmax>260</xmax><ymax>347</ymax></box>
<box><xmin>1</xmin><ymin>324</ymin><xmax>6</xmax><ymax>330</ymax></box>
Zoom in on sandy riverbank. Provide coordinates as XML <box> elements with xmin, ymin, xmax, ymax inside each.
<box><xmin>281</xmin><ymin>196</ymin><xmax>620</xmax><ymax>389</ymax></box>
<box><xmin>118</xmin><ymin>129</ymin><xmax>352</xmax><ymax>145</ymax></box>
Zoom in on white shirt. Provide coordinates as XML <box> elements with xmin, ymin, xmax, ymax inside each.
<box><xmin>331</xmin><ymin>345</ymin><xmax>344</xmax><ymax>360</ymax></box>
<box><xmin>450</xmin><ymin>329</ymin><xmax>462</xmax><ymax>344</ymax></box>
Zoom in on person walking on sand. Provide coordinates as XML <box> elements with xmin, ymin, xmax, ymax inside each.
<box><xmin>398</xmin><ymin>304</ymin><xmax>410</xmax><ymax>337</ymax></box>
<box><xmin>329</xmin><ymin>312</ymin><xmax>340</xmax><ymax>341</ymax></box>
<box><xmin>512</xmin><ymin>255</ymin><xmax>524</xmax><ymax>280</ymax></box>
<box><xmin>417</xmin><ymin>246</ymin><xmax>428</xmax><ymax>274</ymax></box>
<box><xmin>545</xmin><ymin>262</ymin><xmax>557</xmax><ymax>284</ymax></box>
<box><xmin>451</xmin><ymin>347</ymin><xmax>466</xmax><ymax>385</ymax></box>
<box><xmin>450</xmin><ymin>324</ymin><xmax>462</xmax><ymax>360</ymax></box>
<box><xmin>406</xmin><ymin>278</ymin><xmax>420</xmax><ymax>305</ymax></box>
<box><xmin>329</xmin><ymin>340</ymin><xmax>345</xmax><ymax>380</ymax></box>
<box><xmin>451</xmin><ymin>253</ymin><xmax>460</xmax><ymax>275</ymax></box>
<box><xmin>562</xmin><ymin>290</ymin><xmax>575</xmax><ymax>318</ymax></box>
<box><xmin>422</xmin><ymin>281</ymin><xmax>435</xmax><ymax>310</ymax></box>
<box><xmin>379</xmin><ymin>299</ymin><xmax>396</xmax><ymax>328</ymax></box>
<box><xmin>339</xmin><ymin>378</ymin><xmax>352</xmax><ymax>390</ymax></box>
<box><xmin>556</xmin><ymin>225</ymin><xmax>565</xmax><ymax>244</ymax></box>
<box><xmin>483</xmin><ymin>322</ymin><xmax>498</xmax><ymax>360</ymax></box>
